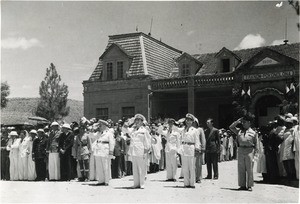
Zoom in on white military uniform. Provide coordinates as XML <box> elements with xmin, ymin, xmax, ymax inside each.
<box><xmin>92</xmin><ymin>129</ymin><xmax>114</xmax><ymax>185</ymax></box>
<box><xmin>19</xmin><ymin>136</ymin><xmax>31</xmax><ymax>180</ymax></box>
<box><xmin>180</xmin><ymin>126</ymin><xmax>200</xmax><ymax>187</ymax></box>
<box><xmin>160</xmin><ymin>126</ymin><xmax>180</xmax><ymax>180</ymax></box>
<box><xmin>124</xmin><ymin>126</ymin><xmax>151</xmax><ymax>188</ymax></box>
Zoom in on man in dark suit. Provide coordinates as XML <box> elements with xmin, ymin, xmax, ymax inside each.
<box><xmin>59</xmin><ymin>124</ymin><xmax>74</xmax><ymax>181</ymax></box>
<box><xmin>204</xmin><ymin>118</ymin><xmax>220</xmax><ymax>179</ymax></box>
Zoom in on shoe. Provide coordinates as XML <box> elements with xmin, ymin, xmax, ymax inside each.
<box><xmin>248</xmin><ymin>187</ymin><xmax>252</xmax><ymax>191</ymax></box>
<box><xmin>196</xmin><ymin>180</ymin><xmax>201</xmax><ymax>183</ymax></box>
<box><xmin>140</xmin><ymin>185</ymin><xmax>145</xmax><ymax>189</ymax></box>
<box><xmin>238</xmin><ymin>186</ymin><xmax>247</xmax><ymax>190</ymax></box>
<box><xmin>189</xmin><ymin>186</ymin><xmax>195</xmax><ymax>188</ymax></box>
<box><xmin>166</xmin><ymin>179</ymin><xmax>173</xmax><ymax>182</ymax></box>
<box><xmin>213</xmin><ymin>177</ymin><xmax>218</xmax><ymax>180</ymax></box>
<box><xmin>204</xmin><ymin>176</ymin><xmax>212</xmax><ymax>179</ymax></box>
<box><xmin>95</xmin><ymin>182</ymin><xmax>106</xmax><ymax>186</ymax></box>
<box><xmin>179</xmin><ymin>176</ymin><xmax>183</xmax><ymax>179</ymax></box>
<box><xmin>172</xmin><ymin>179</ymin><xmax>177</xmax><ymax>182</ymax></box>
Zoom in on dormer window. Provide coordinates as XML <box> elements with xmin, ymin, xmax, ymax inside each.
<box><xmin>222</xmin><ymin>58</ymin><xmax>230</xmax><ymax>72</ymax></box>
<box><xmin>117</xmin><ymin>61</ymin><xmax>124</xmax><ymax>79</ymax></box>
<box><xmin>107</xmin><ymin>62</ymin><xmax>113</xmax><ymax>80</ymax></box>
<box><xmin>181</xmin><ymin>63</ymin><xmax>190</xmax><ymax>77</ymax></box>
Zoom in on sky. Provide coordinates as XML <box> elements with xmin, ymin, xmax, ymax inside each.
<box><xmin>1</xmin><ymin>1</ymin><xmax>299</xmax><ymax>101</ymax></box>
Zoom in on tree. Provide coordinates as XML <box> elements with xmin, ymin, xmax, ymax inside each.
<box><xmin>1</xmin><ymin>81</ymin><xmax>10</xmax><ymax>108</ymax></box>
<box><xmin>288</xmin><ymin>0</ymin><xmax>300</xmax><ymax>29</ymax></box>
<box><xmin>36</xmin><ymin>63</ymin><xmax>70</xmax><ymax>121</ymax></box>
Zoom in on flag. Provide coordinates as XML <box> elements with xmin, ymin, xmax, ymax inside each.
<box><xmin>241</xmin><ymin>89</ymin><xmax>245</xmax><ymax>96</ymax></box>
<box><xmin>286</xmin><ymin>84</ymin><xmax>290</xmax><ymax>93</ymax></box>
<box><xmin>247</xmin><ymin>87</ymin><xmax>251</xmax><ymax>97</ymax></box>
<box><xmin>290</xmin><ymin>83</ymin><xmax>295</xmax><ymax>92</ymax></box>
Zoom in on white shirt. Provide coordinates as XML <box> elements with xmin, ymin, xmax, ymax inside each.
<box><xmin>123</xmin><ymin>126</ymin><xmax>151</xmax><ymax>157</ymax></box>
<box><xmin>92</xmin><ymin>129</ymin><xmax>115</xmax><ymax>157</ymax></box>
<box><xmin>181</xmin><ymin>126</ymin><xmax>200</xmax><ymax>156</ymax></box>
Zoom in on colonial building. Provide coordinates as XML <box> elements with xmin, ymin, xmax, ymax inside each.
<box><xmin>83</xmin><ymin>32</ymin><xmax>299</xmax><ymax>128</ymax></box>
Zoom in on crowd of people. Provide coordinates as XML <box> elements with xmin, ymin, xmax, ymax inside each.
<box><xmin>0</xmin><ymin>112</ymin><xmax>299</xmax><ymax>190</ymax></box>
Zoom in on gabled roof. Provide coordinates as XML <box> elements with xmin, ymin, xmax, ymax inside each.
<box><xmin>176</xmin><ymin>52</ymin><xmax>203</xmax><ymax>65</ymax></box>
<box><xmin>215</xmin><ymin>47</ymin><xmax>241</xmax><ymax>61</ymax></box>
<box><xmin>99</xmin><ymin>43</ymin><xmax>133</xmax><ymax>60</ymax></box>
<box><xmin>194</xmin><ymin>42</ymin><xmax>299</xmax><ymax>75</ymax></box>
<box><xmin>89</xmin><ymin>32</ymin><xmax>182</xmax><ymax>81</ymax></box>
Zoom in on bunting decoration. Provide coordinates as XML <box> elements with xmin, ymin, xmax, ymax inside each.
<box><xmin>241</xmin><ymin>89</ymin><xmax>245</xmax><ymax>96</ymax></box>
<box><xmin>286</xmin><ymin>84</ymin><xmax>290</xmax><ymax>93</ymax></box>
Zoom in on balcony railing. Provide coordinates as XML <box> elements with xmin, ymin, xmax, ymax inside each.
<box><xmin>151</xmin><ymin>73</ymin><xmax>235</xmax><ymax>90</ymax></box>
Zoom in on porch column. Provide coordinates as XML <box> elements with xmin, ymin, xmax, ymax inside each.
<box><xmin>188</xmin><ymin>77</ymin><xmax>195</xmax><ymax>114</ymax></box>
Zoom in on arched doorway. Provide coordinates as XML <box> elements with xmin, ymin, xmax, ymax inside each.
<box><xmin>254</xmin><ymin>95</ymin><xmax>282</xmax><ymax>127</ymax></box>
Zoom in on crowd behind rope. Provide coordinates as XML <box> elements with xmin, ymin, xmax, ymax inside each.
<box><xmin>0</xmin><ymin>112</ymin><xmax>299</xmax><ymax>190</ymax></box>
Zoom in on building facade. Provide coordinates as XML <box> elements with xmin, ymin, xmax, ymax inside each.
<box><xmin>83</xmin><ymin>32</ymin><xmax>299</xmax><ymax>128</ymax></box>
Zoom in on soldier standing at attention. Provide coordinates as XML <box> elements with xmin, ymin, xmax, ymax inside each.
<box><xmin>122</xmin><ymin>114</ymin><xmax>151</xmax><ymax>189</ymax></box>
<box><xmin>229</xmin><ymin>113</ymin><xmax>258</xmax><ymax>191</ymax></box>
<box><xmin>92</xmin><ymin>120</ymin><xmax>115</xmax><ymax>186</ymax></box>
<box><xmin>180</xmin><ymin>113</ymin><xmax>200</xmax><ymax>188</ymax></box>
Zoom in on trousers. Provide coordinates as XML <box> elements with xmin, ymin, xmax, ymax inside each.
<box><xmin>132</xmin><ymin>156</ymin><xmax>146</xmax><ymax>188</ymax></box>
<box><xmin>182</xmin><ymin>155</ymin><xmax>195</xmax><ymax>187</ymax></box>
<box><xmin>195</xmin><ymin>152</ymin><xmax>204</xmax><ymax>181</ymax></box>
<box><xmin>166</xmin><ymin>151</ymin><xmax>177</xmax><ymax>180</ymax></box>
<box><xmin>206</xmin><ymin>152</ymin><xmax>219</xmax><ymax>178</ymax></box>
<box><xmin>95</xmin><ymin>156</ymin><xmax>110</xmax><ymax>184</ymax></box>
<box><xmin>238</xmin><ymin>147</ymin><xmax>254</xmax><ymax>187</ymax></box>
<box><xmin>35</xmin><ymin>158</ymin><xmax>46</xmax><ymax>181</ymax></box>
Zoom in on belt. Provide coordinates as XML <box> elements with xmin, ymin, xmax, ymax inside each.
<box><xmin>79</xmin><ymin>144</ymin><xmax>87</xmax><ymax>147</ymax></box>
<box><xmin>182</xmin><ymin>142</ymin><xmax>195</xmax><ymax>145</ymax></box>
<box><xmin>97</xmin><ymin>141</ymin><xmax>109</xmax><ymax>144</ymax></box>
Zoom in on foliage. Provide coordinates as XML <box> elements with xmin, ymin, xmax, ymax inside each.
<box><xmin>1</xmin><ymin>81</ymin><xmax>10</xmax><ymax>108</ymax></box>
<box><xmin>36</xmin><ymin>63</ymin><xmax>70</xmax><ymax>121</ymax></box>
<box><xmin>288</xmin><ymin>0</ymin><xmax>300</xmax><ymax>29</ymax></box>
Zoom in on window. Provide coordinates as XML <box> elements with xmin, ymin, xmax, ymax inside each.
<box><xmin>122</xmin><ymin>107</ymin><xmax>135</xmax><ymax>119</ymax></box>
<box><xmin>96</xmin><ymin>108</ymin><xmax>108</xmax><ymax>120</ymax></box>
<box><xmin>222</xmin><ymin>59</ymin><xmax>230</xmax><ymax>72</ymax></box>
<box><xmin>107</xmin><ymin>62</ymin><xmax>113</xmax><ymax>80</ymax></box>
<box><xmin>117</xmin><ymin>61</ymin><xmax>124</xmax><ymax>79</ymax></box>
<box><xmin>181</xmin><ymin>64</ymin><xmax>190</xmax><ymax>77</ymax></box>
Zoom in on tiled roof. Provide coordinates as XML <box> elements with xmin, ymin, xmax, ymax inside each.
<box><xmin>194</xmin><ymin>42</ymin><xmax>299</xmax><ymax>75</ymax></box>
<box><xmin>88</xmin><ymin>32</ymin><xmax>182</xmax><ymax>81</ymax></box>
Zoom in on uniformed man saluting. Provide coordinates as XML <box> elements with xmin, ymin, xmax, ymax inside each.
<box><xmin>229</xmin><ymin>112</ymin><xmax>258</xmax><ymax>191</ymax></box>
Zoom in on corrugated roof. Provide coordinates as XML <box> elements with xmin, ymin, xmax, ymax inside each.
<box><xmin>194</xmin><ymin>42</ymin><xmax>299</xmax><ymax>75</ymax></box>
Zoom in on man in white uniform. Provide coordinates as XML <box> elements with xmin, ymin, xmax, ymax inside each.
<box><xmin>164</xmin><ymin>118</ymin><xmax>180</xmax><ymax>181</ymax></box>
<box><xmin>180</xmin><ymin>113</ymin><xmax>200</xmax><ymax>188</ymax></box>
<box><xmin>123</xmin><ymin>114</ymin><xmax>151</xmax><ymax>189</ymax></box>
<box><xmin>92</xmin><ymin>120</ymin><xmax>115</xmax><ymax>186</ymax></box>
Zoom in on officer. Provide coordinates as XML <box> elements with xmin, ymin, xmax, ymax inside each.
<box><xmin>164</xmin><ymin>118</ymin><xmax>180</xmax><ymax>181</ymax></box>
<box><xmin>180</xmin><ymin>113</ymin><xmax>200</xmax><ymax>188</ymax></box>
<box><xmin>229</xmin><ymin>112</ymin><xmax>258</xmax><ymax>191</ymax></box>
<box><xmin>92</xmin><ymin>120</ymin><xmax>115</xmax><ymax>186</ymax></box>
<box><xmin>122</xmin><ymin>114</ymin><xmax>151</xmax><ymax>189</ymax></box>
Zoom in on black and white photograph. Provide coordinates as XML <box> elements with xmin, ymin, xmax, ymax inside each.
<box><xmin>1</xmin><ymin>0</ymin><xmax>299</xmax><ymax>203</ymax></box>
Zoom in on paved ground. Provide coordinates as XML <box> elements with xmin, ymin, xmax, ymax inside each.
<box><xmin>0</xmin><ymin>160</ymin><xmax>299</xmax><ymax>203</ymax></box>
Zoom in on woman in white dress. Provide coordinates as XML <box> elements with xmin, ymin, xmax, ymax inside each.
<box><xmin>27</xmin><ymin>130</ymin><xmax>37</xmax><ymax>181</ymax></box>
<box><xmin>7</xmin><ymin>131</ymin><xmax>22</xmax><ymax>181</ymax></box>
<box><xmin>19</xmin><ymin>130</ymin><xmax>30</xmax><ymax>180</ymax></box>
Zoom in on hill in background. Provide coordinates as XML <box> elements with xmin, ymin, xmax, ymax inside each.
<box><xmin>1</xmin><ymin>98</ymin><xmax>83</xmax><ymax>125</ymax></box>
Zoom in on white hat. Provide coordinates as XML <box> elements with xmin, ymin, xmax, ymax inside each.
<box><xmin>37</xmin><ymin>129</ymin><xmax>45</xmax><ymax>133</ymax></box>
<box><xmin>185</xmin><ymin>113</ymin><xmax>195</xmax><ymax>122</ymax></box>
<box><xmin>134</xmin><ymin>114</ymin><xmax>146</xmax><ymax>122</ymax></box>
<box><xmin>51</xmin><ymin>121</ymin><xmax>59</xmax><ymax>127</ymax></box>
<box><xmin>62</xmin><ymin>123</ymin><xmax>71</xmax><ymax>130</ymax></box>
<box><xmin>285</xmin><ymin>113</ymin><xmax>293</xmax><ymax>118</ymax></box>
<box><xmin>291</xmin><ymin>117</ymin><xmax>298</xmax><ymax>123</ymax></box>
<box><xmin>98</xmin><ymin>119</ymin><xmax>109</xmax><ymax>127</ymax></box>
<box><xmin>29</xmin><ymin>129</ymin><xmax>37</xmax><ymax>134</ymax></box>
<box><xmin>9</xmin><ymin>131</ymin><xmax>18</xmax><ymax>136</ymax></box>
